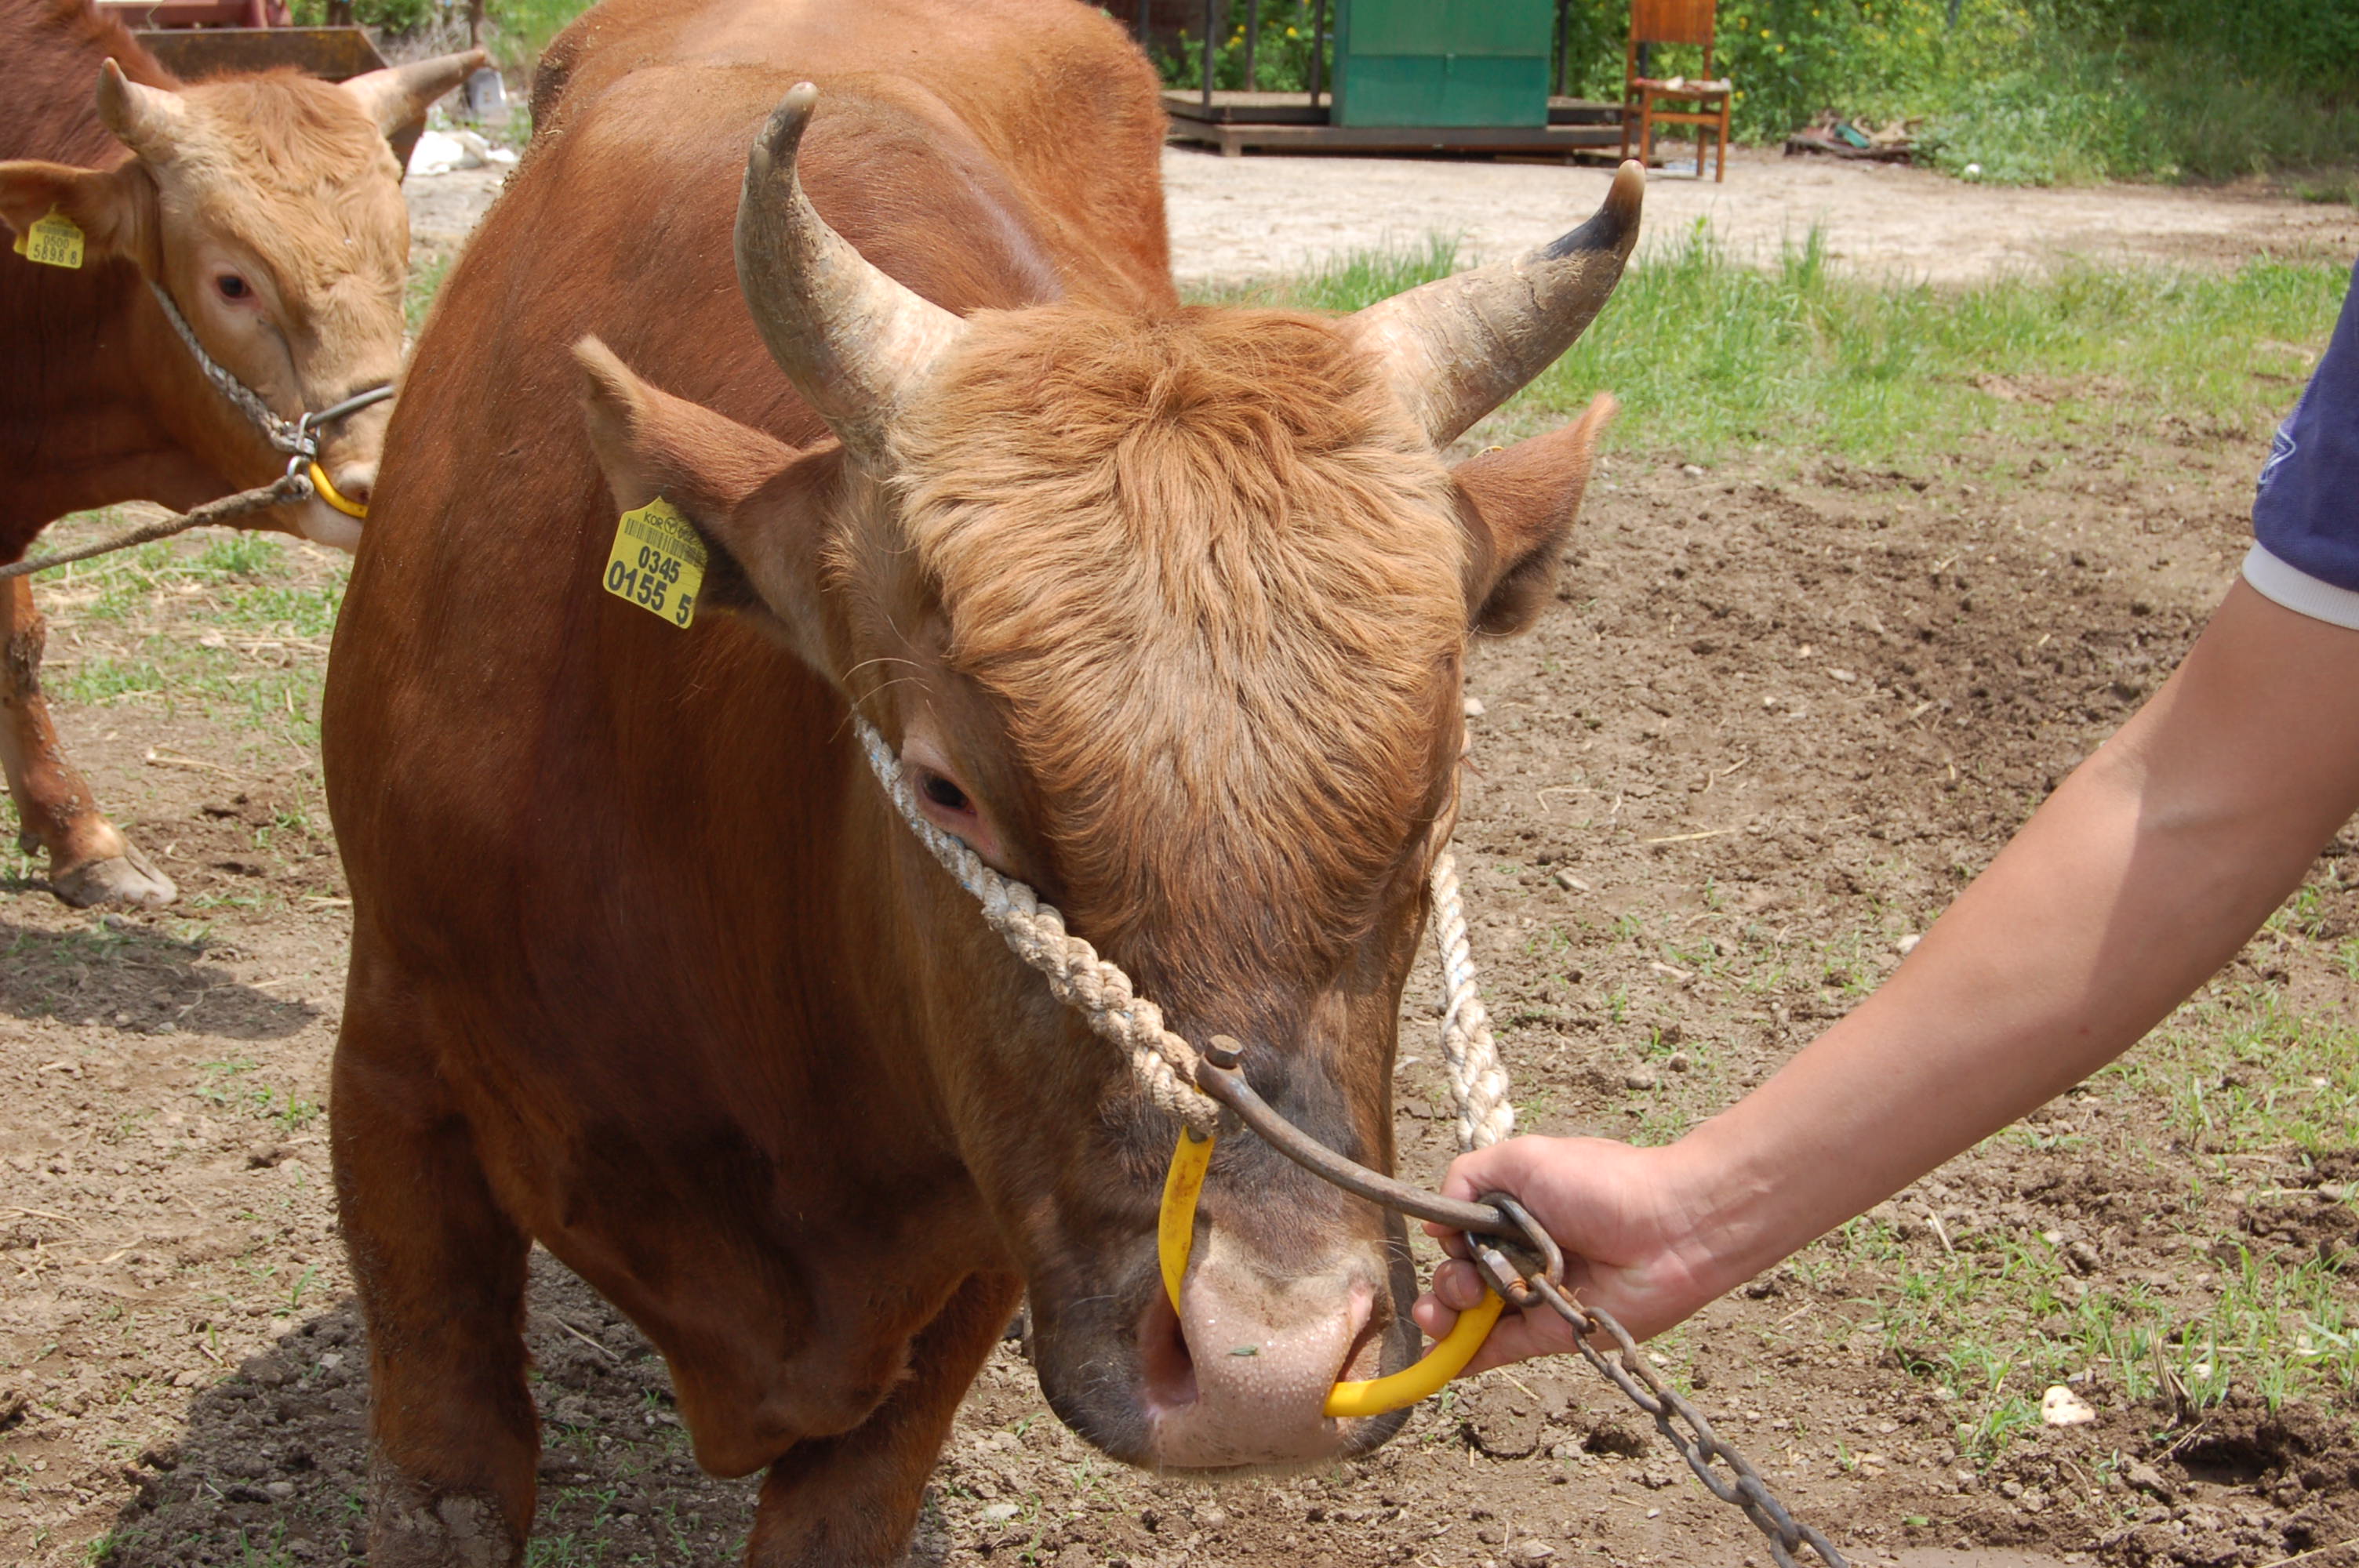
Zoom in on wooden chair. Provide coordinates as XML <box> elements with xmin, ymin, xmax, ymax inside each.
<box><xmin>1620</xmin><ymin>0</ymin><xmax>1732</xmax><ymax>182</ymax></box>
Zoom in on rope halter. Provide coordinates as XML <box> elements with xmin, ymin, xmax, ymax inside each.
<box><xmin>146</xmin><ymin>280</ymin><xmax>391</xmax><ymax>518</ymax></box>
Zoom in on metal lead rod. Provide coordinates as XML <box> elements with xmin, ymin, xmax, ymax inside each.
<box><xmin>1188</xmin><ymin>1054</ymin><xmax>1514</xmax><ymax>1236</ymax></box>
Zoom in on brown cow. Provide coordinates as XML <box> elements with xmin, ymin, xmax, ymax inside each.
<box><xmin>0</xmin><ymin>0</ymin><xmax>476</xmax><ymax>908</ymax></box>
<box><xmin>322</xmin><ymin>0</ymin><xmax>1637</xmax><ymax>1563</ymax></box>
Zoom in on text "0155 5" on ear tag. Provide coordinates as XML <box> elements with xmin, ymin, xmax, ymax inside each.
<box><xmin>13</xmin><ymin>208</ymin><xmax>84</xmax><ymax>269</ymax></box>
<box><xmin>604</xmin><ymin>497</ymin><xmax>705</xmax><ymax>629</ymax></box>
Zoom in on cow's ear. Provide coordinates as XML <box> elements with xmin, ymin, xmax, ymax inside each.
<box><xmin>1452</xmin><ymin>394</ymin><xmax>1615</xmax><ymax>637</ymax></box>
<box><xmin>574</xmin><ymin>336</ymin><xmax>839</xmax><ymax>670</ymax></box>
<box><xmin>0</xmin><ymin>158</ymin><xmax>154</xmax><ymax>270</ymax></box>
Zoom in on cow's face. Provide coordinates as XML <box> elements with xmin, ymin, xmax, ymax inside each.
<box><xmin>576</xmin><ymin>85</ymin><xmax>1634</xmax><ymax>1472</ymax></box>
<box><xmin>0</xmin><ymin>54</ymin><xmax>479</xmax><ymax>547</ymax></box>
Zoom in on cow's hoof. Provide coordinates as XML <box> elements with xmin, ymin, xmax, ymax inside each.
<box><xmin>51</xmin><ymin>846</ymin><xmax>176</xmax><ymax>909</ymax></box>
<box><xmin>371</xmin><ymin>1477</ymin><xmax>519</xmax><ymax>1568</ymax></box>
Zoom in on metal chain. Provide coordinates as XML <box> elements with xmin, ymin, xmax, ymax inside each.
<box><xmin>1466</xmin><ymin>1216</ymin><xmax>1847</xmax><ymax>1568</ymax></box>
<box><xmin>852</xmin><ymin>713</ymin><xmax>1847</xmax><ymax>1568</ymax></box>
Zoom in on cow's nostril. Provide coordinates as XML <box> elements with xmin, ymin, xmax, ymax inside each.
<box><xmin>1137</xmin><ymin>1281</ymin><xmax>1198</xmax><ymax>1411</ymax></box>
<box><xmin>331</xmin><ymin>464</ymin><xmax>376</xmax><ymax>506</ymax></box>
<box><xmin>1337</xmin><ymin>1279</ymin><xmax>1389</xmax><ymax>1384</ymax></box>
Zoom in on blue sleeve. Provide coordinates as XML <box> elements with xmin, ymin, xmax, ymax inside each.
<box><xmin>2246</xmin><ymin>263</ymin><xmax>2359</xmax><ymax>626</ymax></box>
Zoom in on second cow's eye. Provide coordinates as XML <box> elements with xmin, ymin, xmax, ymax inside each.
<box><xmin>216</xmin><ymin>274</ymin><xmax>251</xmax><ymax>301</ymax></box>
<box><xmin>918</xmin><ymin>770</ymin><xmax>971</xmax><ymax>815</ymax></box>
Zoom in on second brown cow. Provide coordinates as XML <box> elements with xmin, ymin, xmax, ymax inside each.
<box><xmin>322</xmin><ymin>0</ymin><xmax>1639</xmax><ymax>1563</ymax></box>
<box><xmin>0</xmin><ymin>0</ymin><xmax>476</xmax><ymax>906</ymax></box>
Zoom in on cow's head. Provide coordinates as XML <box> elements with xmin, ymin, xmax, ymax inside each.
<box><xmin>577</xmin><ymin>85</ymin><xmax>1630</xmax><ymax>1472</ymax></box>
<box><xmin>0</xmin><ymin>53</ymin><xmax>481</xmax><ymax>549</ymax></box>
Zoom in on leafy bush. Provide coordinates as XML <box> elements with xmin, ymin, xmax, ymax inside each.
<box><xmin>288</xmin><ymin>0</ymin><xmax>589</xmax><ymax>73</ymax></box>
<box><xmin>1158</xmin><ymin>0</ymin><xmax>1332</xmax><ymax>93</ymax></box>
<box><xmin>1157</xmin><ymin>0</ymin><xmax>2359</xmax><ymax>185</ymax></box>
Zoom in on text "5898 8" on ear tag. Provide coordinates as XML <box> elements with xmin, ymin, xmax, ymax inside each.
<box><xmin>13</xmin><ymin>208</ymin><xmax>84</xmax><ymax>269</ymax></box>
<box><xmin>604</xmin><ymin>496</ymin><xmax>704</xmax><ymax>629</ymax></box>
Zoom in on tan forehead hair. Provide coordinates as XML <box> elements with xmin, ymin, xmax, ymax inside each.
<box><xmin>170</xmin><ymin>72</ymin><xmax>404</xmax><ymax>289</ymax></box>
<box><xmin>891</xmin><ymin>305</ymin><xmax>1468</xmax><ymax>987</ymax></box>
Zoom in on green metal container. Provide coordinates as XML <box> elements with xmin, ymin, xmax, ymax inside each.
<box><xmin>1329</xmin><ymin>0</ymin><xmax>1554</xmax><ymax>129</ymax></box>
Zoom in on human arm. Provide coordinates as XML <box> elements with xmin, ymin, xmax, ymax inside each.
<box><xmin>1415</xmin><ymin>579</ymin><xmax>2359</xmax><ymax>1369</ymax></box>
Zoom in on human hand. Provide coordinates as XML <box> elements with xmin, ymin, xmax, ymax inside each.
<box><xmin>1409</xmin><ymin>1134</ymin><xmax>1729</xmax><ymax>1374</ymax></box>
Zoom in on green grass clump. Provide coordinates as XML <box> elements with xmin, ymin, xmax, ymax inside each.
<box><xmin>1223</xmin><ymin>229</ymin><xmax>2350</xmax><ymax>465</ymax></box>
<box><xmin>27</xmin><ymin>514</ymin><xmax>346</xmax><ymax>752</ymax></box>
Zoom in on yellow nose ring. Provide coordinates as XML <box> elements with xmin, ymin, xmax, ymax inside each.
<box><xmin>306</xmin><ymin>460</ymin><xmax>368</xmax><ymax>518</ymax></box>
<box><xmin>1155</xmin><ymin>1127</ymin><xmax>1506</xmax><ymax>1419</ymax></box>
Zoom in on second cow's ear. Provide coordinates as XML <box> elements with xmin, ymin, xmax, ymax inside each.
<box><xmin>0</xmin><ymin>157</ymin><xmax>155</xmax><ymax>273</ymax></box>
<box><xmin>1452</xmin><ymin>394</ymin><xmax>1616</xmax><ymax>637</ymax></box>
<box><xmin>574</xmin><ymin>336</ymin><xmax>843</xmax><ymax>676</ymax></box>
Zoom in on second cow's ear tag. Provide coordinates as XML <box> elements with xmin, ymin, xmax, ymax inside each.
<box><xmin>604</xmin><ymin>496</ymin><xmax>707</xmax><ymax>629</ymax></box>
<box><xmin>13</xmin><ymin>207</ymin><xmax>85</xmax><ymax>269</ymax></box>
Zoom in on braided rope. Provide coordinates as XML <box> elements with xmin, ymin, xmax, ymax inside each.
<box><xmin>1429</xmin><ymin>850</ymin><xmax>1514</xmax><ymax>1153</ymax></box>
<box><xmin>852</xmin><ymin>716</ymin><xmax>1222</xmax><ymax>1135</ymax></box>
<box><xmin>852</xmin><ymin>716</ymin><xmax>1518</xmax><ymax>1151</ymax></box>
<box><xmin>146</xmin><ymin>281</ymin><xmax>309</xmax><ymax>456</ymax></box>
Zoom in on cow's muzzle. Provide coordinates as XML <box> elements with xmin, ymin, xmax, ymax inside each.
<box><xmin>1134</xmin><ymin>1221</ymin><xmax>1408</xmax><ymax>1469</ymax></box>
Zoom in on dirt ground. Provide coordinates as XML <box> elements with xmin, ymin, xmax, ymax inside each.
<box><xmin>5</xmin><ymin>151</ymin><xmax>2359</xmax><ymax>1568</ymax></box>
<box><xmin>404</xmin><ymin>145</ymin><xmax>2359</xmax><ymax>293</ymax></box>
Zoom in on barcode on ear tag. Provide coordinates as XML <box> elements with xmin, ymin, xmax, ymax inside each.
<box><xmin>603</xmin><ymin>497</ymin><xmax>706</xmax><ymax>629</ymax></box>
<box><xmin>14</xmin><ymin>209</ymin><xmax>84</xmax><ymax>269</ymax></box>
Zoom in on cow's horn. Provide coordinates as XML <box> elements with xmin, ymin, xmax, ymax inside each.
<box><xmin>340</xmin><ymin>49</ymin><xmax>489</xmax><ymax>140</ymax></box>
<box><xmin>95</xmin><ymin>60</ymin><xmax>187</xmax><ymax>165</ymax></box>
<box><xmin>1344</xmin><ymin>160</ymin><xmax>1645</xmax><ymax>448</ymax></box>
<box><xmin>735</xmin><ymin>83</ymin><xmax>968</xmax><ymax>467</ymax></box>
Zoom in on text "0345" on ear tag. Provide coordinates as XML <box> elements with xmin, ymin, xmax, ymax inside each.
<box><xmin>13</xmin><ymin>208</ymin><xmax>84</xmax><ymax>269</ymax></box>
<box><xmin>604</xmin><ymin>497</ymin><xmax>705</xmax><ymax>629</ymax></box>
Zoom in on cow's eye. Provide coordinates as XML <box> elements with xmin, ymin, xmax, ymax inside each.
<box><xmin>918</xmin><ymin>771</ymin><xmax>972</xmax><ymax>815</ymax></box>
<box><xmin>216</xmin><ymin>274</ymin><xmax>251</xmax><ymax>301</ymax></box>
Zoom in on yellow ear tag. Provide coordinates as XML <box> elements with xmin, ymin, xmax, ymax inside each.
<box><xmin>604</xmin><ymin>496</ymin><xmax>705</xmax><ymax>629</ymax></box>
<box><xmin>14</xmin><ymin>208</ymin><xmax>85</xmax><ymax>269</ymax></box>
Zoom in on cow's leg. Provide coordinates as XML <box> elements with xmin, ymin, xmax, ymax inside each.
<box><xmin>0</xmin><ymin>577</ymin><xmax>175</xmax><ymax>908</ymax></box>
<box><xmin>334</xmin><ymin>1020</ymin><xmax>536</xmax><ymax>1568</ymax></box>
<box><xmin>744</xmin><ymin>1269</ymin><xmax>1024</xmax><ymax>1568</ymax></box>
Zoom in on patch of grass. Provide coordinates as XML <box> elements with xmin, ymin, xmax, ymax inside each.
<box><xmin>406</xmin><ymin>250</ymin><xmax>456</xmax><ymax>336</ymax></box>
<box><xmin>1917</xmin><ymin>48</ymin><xmax>2359</xmax><ymax>186</ymax></box>
<box><xmin>193</xmin><ymin>533</ymin><xmax>285</xmax><ymax>583</ymax></box>
<box><xmin>1223</xmin><ymin>230</ymin><xmax>2350</xmax><ymax>466</ymax></box>
<box><xmin>1823</xmin><ymin>887</ymin><xmax>2359</xmax><ymax>1460</ymax></box>
<box><xmin>26</xmin><ymin>510</ymin><xmax>347</xmax><ymax>753</ymax></box>
<box><xmin>1190</xmin><ymin>232</ymin><xmax>1461</xmax><ymax>313</ymax></box>
<box><xmin>2108</xmin><ymin>977</ymin><xmax>2359</xmax><ymax>1157</ymax></box>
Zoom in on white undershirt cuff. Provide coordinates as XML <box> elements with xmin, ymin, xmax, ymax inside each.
<box><xmin>2241</xmin><ymin>542</ymin><xmax>2359</xmax><ymax>631</ymax></box>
